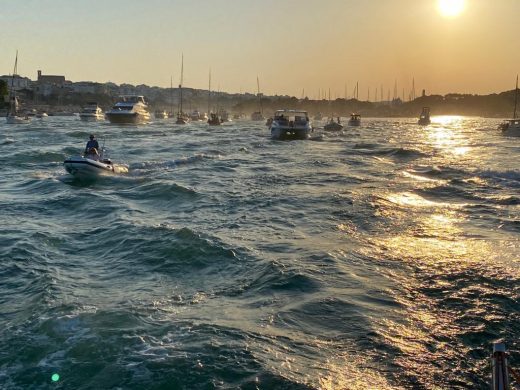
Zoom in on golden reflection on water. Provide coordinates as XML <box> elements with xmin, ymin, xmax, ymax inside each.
<box><xmin>427</xmin><ymin>115</ymin><xmax>470</xmax><ymax>156</ymax></box>
<box><xmin>316</xmin><ymin>355</ymin><xmax>399</xmax><ymax>390</ymax></box>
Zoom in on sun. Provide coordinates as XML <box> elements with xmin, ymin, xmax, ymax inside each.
<box><xmin>438</xmin><ymin>0</ymin><xmax>465</xmax><ymax>17</ymax></box>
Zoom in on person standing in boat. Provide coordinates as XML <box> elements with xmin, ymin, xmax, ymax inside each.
<box><xmin>84</xmin><ymin>134</ymin><xmax>100</xmax><ymax>159</ymax></box>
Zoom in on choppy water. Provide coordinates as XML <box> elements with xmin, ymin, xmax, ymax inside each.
<box><xmin>0</xmin><ymin>116</ymin><xmax>519</xmax><ymax>389</ymax></box>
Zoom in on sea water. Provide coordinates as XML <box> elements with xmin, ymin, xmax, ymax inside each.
<box><xmin>0</xmin><ymin>116</ymin><xmax>519</xmax><ymax>389</ymax></box>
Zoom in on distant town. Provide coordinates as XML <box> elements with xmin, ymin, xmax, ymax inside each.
<box><xmin>1</xmin><ymin>70</ymin><xmax>517</xmax><ymax>118</ymax></box>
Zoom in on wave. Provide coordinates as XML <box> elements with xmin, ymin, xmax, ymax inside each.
<box><xmin>479</xmin><ymin>169</ymin><xmax>520</xmax><ymax>186</ymax></box>
<box><xmin>353</xmin><ymin>145</ymin><xmax>428</xmax><ymax>160</ymax></box>
<box><xmin>10</xmin><ymin>151</ymin><xmax>66</xmax><ymax>164</ymax></box>
<box><xmin>1</xmin><ymin>138</ymin><xmax>15</xmax><ymax>145</ymax></box>
<box><xmin>129</xmin><ymin>154</ymin><xmax>216</xmax><ymax>171</ymax></box>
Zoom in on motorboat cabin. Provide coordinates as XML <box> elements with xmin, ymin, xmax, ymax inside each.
<box><xmin>269</xmin><ymin>110</ymin><xmax>312</xmax><ymax>140</ymax></box>
<box><xmin>79</xmin><ymin>102</ymin><xmax>104</xmax><ymax>121</ymax></box>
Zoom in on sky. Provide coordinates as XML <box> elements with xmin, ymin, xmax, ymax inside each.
<box><xmin>1</xmin><ymin>0</ymin><xmax>519</xmax><ymax>98</ymax></box>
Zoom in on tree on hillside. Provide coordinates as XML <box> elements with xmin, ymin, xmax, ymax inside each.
<box><xmin>0</xmin><ymin>80</ymin><xmax>8</xmax><ymax>109</ymax></box>
<box><xmin>0</xmin><ymin>80</ymin><xmax>7</xmax><ymax>97</ymax></box>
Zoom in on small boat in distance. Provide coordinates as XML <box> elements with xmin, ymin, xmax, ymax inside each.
<box><xmin>36</xmin><ymin>112</ymin><xmax>48</xmax><ymax>119</ymax></box>
<box><xmin>79</xmin><ymin>102</ymin><xmax>104</xmax><ymax>121</ymax></box>
<box><xmin>251</xmin><ymin>76</ymin><xmax>265</xmax><ymax>121</ymax></box>
<box><xmin>189</xmin><ymin>110</ymin><xmax>203</xmax><ymax>121</ymax></box>
<box><xmin>6</xmin><ymin>51</ymin><xmax>31</xmax><ymax>124</ymax></box>
<box><xmin>324</xmin><ymin>116</ymin><xmax>344</xmax><ymax>131</ymax></box>
<box><xmin>251</xmin><ymin>111</ymin><xmax>265</xmax><ymax>121</ymax></box>
<box><xmin>105</xmin><ymin>95</ymin><xmax>151</xmax><ymax>124</ymax></box>
<box><xmin>269</xmin><ymin>109</ymin><xmax>312</xmax><ymax>140</ymax></box>
<box><xmin>175</xmin><ymin>54</ymin><xmax>190</xmax><ymax>125</ymax></box>
<box><xmin>208</xmin><ymin>113</ymin><xmax>222</xmax><ymax>126</ymax></box>
<box><xmin>219</xmin><ymin>109</ymin><xmax>231</xmax><ymax>122</ymax></box>
<box><xmin>175</xmin><ymin>113</ymin><xmax>189</xmax><ymax>125</ymax></box>
<box><xmin>418</xmin><ymin>107</ymin><xmax>431</xmax><ymax>125</ymax></box>
<box><xmin>348</xmin><ymin>113</ymin><xmax>361</xmax><ymax>126</ymax></box>
<box><xmin>499</xmin><ymin>75</ymin><xmax>520</xmax><ymax>136</ymax></box>
<box><xmin>154</xmin><ymin>110</ymin><xmax>169</xmax><ymax>119</ymax></box>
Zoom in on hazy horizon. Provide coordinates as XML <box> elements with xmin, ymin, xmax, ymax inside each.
<box><xmin>2</xmin><ymin>0</ymin><xmax>519</xmax><ymax>99</ymax></box>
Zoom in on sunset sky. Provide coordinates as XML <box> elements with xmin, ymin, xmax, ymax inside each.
<box><xmin>2</xmin><ymin>0</ymin><xmax>519</xmax><ymax>98</ymax></box>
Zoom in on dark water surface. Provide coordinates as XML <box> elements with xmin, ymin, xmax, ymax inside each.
<box><xmin>1</xmin><ymin>116</ymin><xmax>519</xmax><ymax>389</ymax></box>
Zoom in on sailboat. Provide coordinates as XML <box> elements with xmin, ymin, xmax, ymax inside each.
<box><xmin>6</xmin><ymin>51</ymin><xmax>31</xmax><ymax>124</ymax></box>
<box><xmin>175</xmin><ymin>54</ymin><xmax>189</xmax><ymax>125</ymax></box>
<box><xmin>324</xmin><ymin>88</ymin><xmax>343</xmax><ymax>131</ymax></box>
<box><xmin>207</xmin><ymin>69</ymin><xmax>222</xmax><ymax>125</ymax></box>
<box><xmin>251</xmin><ymin>76</ymin><xmax>265</xmax><ymax>121</ymax></box>
<box><xmin>418</xmin><ymin>107</ymin><xmax>431</xmax><ymax>125</ymax></box>
<box><xmin>499</xmin><ymin>75</ymin><xmax>520</xmax><ymax>135</ymax></box>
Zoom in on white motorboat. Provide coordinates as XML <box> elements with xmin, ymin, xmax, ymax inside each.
<box><xmin>79</xmin><ymin>102</ymin><xmax>104</xmax><ymax>121</ymax></box>
<box><xmin>499</xmin><ymin>75</ymin><xmax>520</xmax><ymax>136</ymax></box>
<box><xmin>105</xmin><ymin>95</ymin><xmax>151</xmax><ymax>124</ymax></box>
<box><xmin>418</xmin><ymin>107</ymin><xmax>431</xmax><ymax>125</ymax></box>
<box><xmin>64</xmin><ymin>150</ymin><xmax>128</xmax><ymax>179</ymax></box>
<box><xmin>348</xmin><ymin>113</ymin><xmax>361</xmax><ymax>126</ymax></box>
<box><xmin>5</xmin><ymin>51</ymin><xmax>31</xmax><ymax>125</ymax></box>
<box><xmin>324</xmin><ymin>117</ymin><xmax>344</xmax><ymax>131</ymax></box>
<box><xmin>269</xmin><ymin>109</ymin><xmax>312</xmax><ymax>140</ymax></box>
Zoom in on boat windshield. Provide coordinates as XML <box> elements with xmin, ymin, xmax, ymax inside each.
<box><xmin>112</xmin><ymin>106</ymin><xmax>133</xmax><ymax>111</ymax></box>
<box><xmin>120</xmin><ymin>96</ymin><xmax>145</xmax><ymax>104</ymax></box>
<box><xmin>274</xmin><ymin>111</ymin><xmax>309</xmax><ymax>123</ymax></box>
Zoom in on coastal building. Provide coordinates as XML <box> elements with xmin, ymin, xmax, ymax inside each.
<box><xmin>35</xmin><ymin>70</ymin><xmax>69</xmax><ymax>97</ymax></box>
<box><xmin>37</xmin><ymin>70</ymin><xmax>65</xmax><ymax>86</ymax></box>
<box><xmin>0</xmin><ymin>74</ymin><xmax>32</xmax><ymax>91</ymax></box>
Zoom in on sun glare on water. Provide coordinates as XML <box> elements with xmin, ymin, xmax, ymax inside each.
<box><xmin>438</xmin><ymin>0</ymin><xmax>465</xmax><ymax>17</ymax></box>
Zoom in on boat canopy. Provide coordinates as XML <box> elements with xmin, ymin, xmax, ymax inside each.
<box><xmin>274</xmin><ymin>110</ymin><xmax>308</xmax><ymax>119</ymax></box>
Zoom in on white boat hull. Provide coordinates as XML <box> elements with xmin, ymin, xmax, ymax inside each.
<box><xmin>64</xmin><ymin>156</ymin><xmax>128</xmax><ymax>178</ymax></box>
<box><xmin>79</xmin><ymin>113</ymin><xmax>105</xmax><ymax>121</ymax></box>
<box><xmin>106</xmin><ymin>112</ymin><xmax>150</xmax><ymax>124</ymax></box>
<box><xmin>270</xmin><ymin>125</ymin><xmax>311</xmax><ymax>140</ymax></box>
<box><xmin>6</xmin><ymin>115</ymin><xmax>31</xmax><ymax>124</ymax></box>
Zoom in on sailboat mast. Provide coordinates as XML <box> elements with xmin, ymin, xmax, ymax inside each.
<box><xmin>208</xmin><ymin>69</ymin><xmax>211</xmax><ymax>114</ymax></box>
<box><xmin>8</xmin><ymin>51</ymin><xmax>19</xmax><ymax>116</ymax></box>
<box><xmin>11</xmin><ymin>50</ymin><xmax>18</xmax><ymax>93</ymax></box>
<box><xmin>514</xmin><ymin>75</ymin><xmax>519</xmax><ymax>119</ymax></box>
<box><xmin>178</xmin><ymin>54</ymin><xmax>184</xmax><ymax>115</ymax></box>
<box><xmin>257</xmin><ymin>76</ymin><xmax>263</xmax><ymax>115</ymax></box>
<box><xmin>170</xmin><ymin>76</ymin><xmax>173</xmax><ymax>116</ymax></box>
